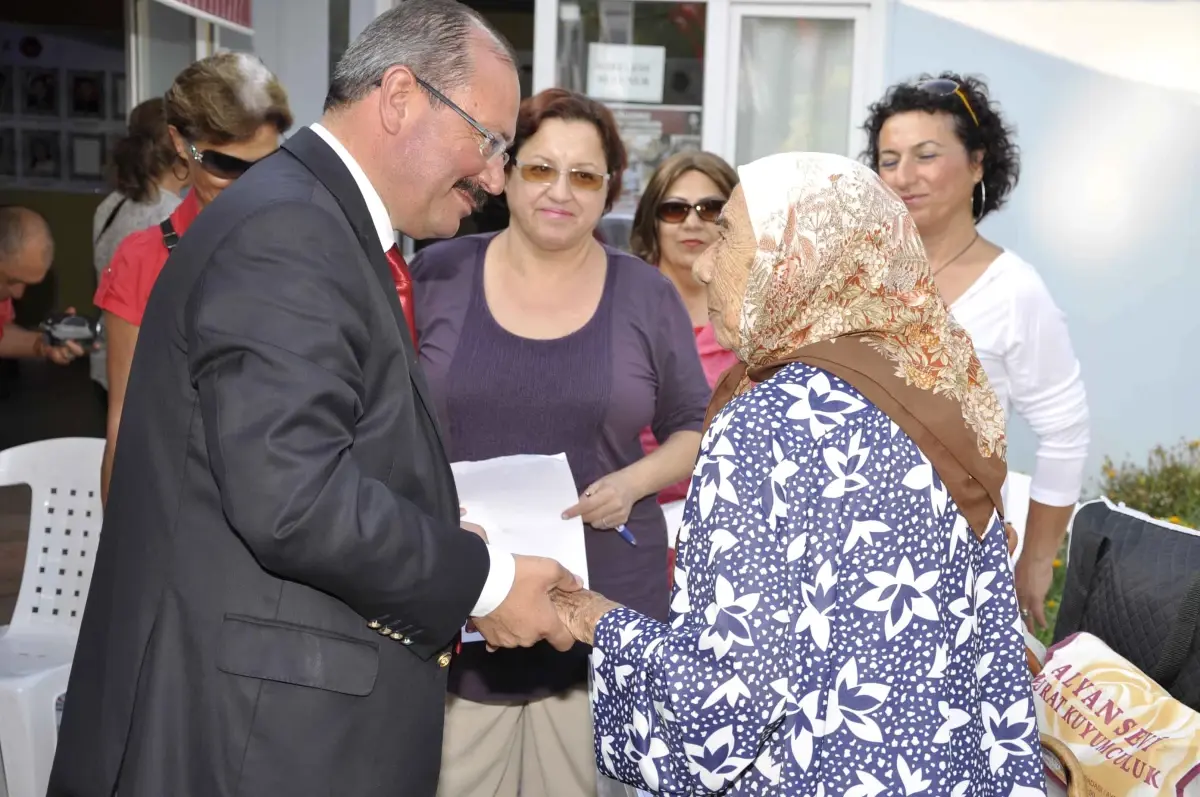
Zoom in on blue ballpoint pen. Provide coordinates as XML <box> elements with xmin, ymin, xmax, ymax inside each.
<box><xmin>614</xmin><ymin>524</ymin><xmax>638</xmax><ymax>547</ymax></box>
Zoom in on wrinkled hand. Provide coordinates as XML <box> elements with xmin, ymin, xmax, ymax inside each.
<box><xmin>1014</xmin><ymin>552</ymin><xmax>1055</xmax><ymax>631</ymax></box>
<box><xmin>471</xmin><ymin>555</ymin><xmax>583</xmax><ymax>652</ymax></box>
<box><xmin>563</xmin><ymin>470</ymin><xmax>639</xmax><ymax>529</ymax></box>
<box><xmin>550</xmin><ymin>588</ymin><xmax>620</xmax><ymax>646</ymax></box>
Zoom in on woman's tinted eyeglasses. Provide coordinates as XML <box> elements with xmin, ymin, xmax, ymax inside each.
<box><xmin>187</xmin><ymin>142</ymin><xmax>262</xmax><ymax>180</ymax></box>
<box><xmin>917</xmin><ymin>78</ymin><xmax>980</xmax><ymax>127</ymax></box>
<box><xmin>514</xmin><ymin>161</ymin><xmax>609</xmax><ymax>193</ymax></box>
<box><xmin>656</xmin><ymin>198</ymin><xmax>726</xmax><ymax>224</ymax></box>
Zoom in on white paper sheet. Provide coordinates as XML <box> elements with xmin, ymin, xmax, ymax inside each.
<box><xmin>453</xmin><ymin>452</ymin><xmax>589</xmax><ymax>643</ymax></box>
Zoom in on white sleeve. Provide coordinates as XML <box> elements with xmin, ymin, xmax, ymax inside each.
<box><xmin>1003</xmin><ymin>266</ymin><xmax>1090</xmax><ymax>506</ymax></box>
<box><xmin>470</xmin><ymin>547</ymin><xmax>516</xmax><ymax>617</ymax></box>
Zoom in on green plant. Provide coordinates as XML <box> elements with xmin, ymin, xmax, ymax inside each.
<box><xmin>1100</xmin><ymin>439</ymin><xmax>1200</xmax><ymax>529</ymax></box>
<box><xmin>1033</xmin><ymin>439</ymin><xmax>1200</xmax><ymax>647</ymax></box>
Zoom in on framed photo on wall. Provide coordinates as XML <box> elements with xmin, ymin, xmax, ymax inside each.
<box><xmin>21</xmin><ymin>67</ymin><xmax>59</xmax><ymax>117</ymax></box>
<box><xmin>22</xmin><ymin>129</ymin><xmax>61</xmax><ymax>179</ymax></box>
<box><xmin>110</xmin><ymin>73</ymin><xmax>126</xmax><ymax>121</ymax></box>
<box><xmin>0</xmin><ymin>67</ymin><xmax>13</xmax><ymax>115</ymax></box>
<box><xmin>68</xmin><ymin>70</ymin><xmax>106</xmax><ymax>119</ymax></box>
<box><xmin>0</xmin><ymin>128</ymin><xmax>15</xmax><ymax>177</ymax></box>
<box><xmin>68</xmin><ymin>132</ymin><xmax>106</xmax><ymax>180</ymax></box>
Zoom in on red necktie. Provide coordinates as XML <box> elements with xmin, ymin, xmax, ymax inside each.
<box><xmin>386</xmin><ymin>244</ymin><xmax>418</xmax><ymax>347</ymax></box>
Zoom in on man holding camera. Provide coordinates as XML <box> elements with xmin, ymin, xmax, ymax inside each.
<box><xmin>0</xmin><ymin>206</ymin><xmax>86</xmax><ymax>365</ymax></box>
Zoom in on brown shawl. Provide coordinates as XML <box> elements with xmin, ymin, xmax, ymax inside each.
<box><xmin>706</xmin><ymin>153</ymin><xmax>1008</xmax><ymax>538</ymax></box>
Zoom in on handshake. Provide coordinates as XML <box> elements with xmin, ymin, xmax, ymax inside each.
<box><xmin>462</xmin><ymin>520</ymin><xmax>619</xmax><ymax>650</ymax></box>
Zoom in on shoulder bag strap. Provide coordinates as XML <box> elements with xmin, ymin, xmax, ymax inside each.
<box><xmin>95</xmin><ymin>197</ymin><xmax>130</xmax><ymax>244</ymax></box>
<box><xmin>160</xmin><ymin>218</ymin><xmax>179</xmax><ymax>252</ymax></box>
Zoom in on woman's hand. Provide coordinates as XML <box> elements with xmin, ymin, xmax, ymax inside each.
<box><xmin>550</xmin><ymin>588</ymin><xmax>620</xmax><ymax>646</ymax></box>
<box><xmin>563</xmin><ymin>470</ymin><xmax>640</xmax><ymax>529</ymax></box>
<box><xmin>1014</xmin><ymin>553</ymin><xmax>1055</xmax><ymax>630</ymax></box>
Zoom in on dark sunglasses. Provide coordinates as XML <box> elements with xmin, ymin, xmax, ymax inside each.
<box><xmin>917</xmin><ymin>78</ymin><xmax>980</xmax><ymax>127</ymax></box>
<box><xmin>656</xmin><ymin>198</ymin><xmax>726</xmax><ymax>224</ymax></box>
<box><xmin>514</xmin><ymin>160</ymin><xmax>609</xmax><ymax>192</ymax></box>
<box><xmin>187</xmin><ymin>142</ymin><xmax>262</xmax><ymax>180</ymax></box>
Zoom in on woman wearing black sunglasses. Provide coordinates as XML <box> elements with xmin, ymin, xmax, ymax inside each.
<box><xmin>864</xmin><ymin>72</ymin><xmax>1090</xmax><ymax>635</ymax></box>
<box><xmin>95</xmin><ymin>52</ymin><xmax>293</xmax><ymax>503</ymax></box>
<box><xmin>629</xmin><ymin>151</ymin><xmax>740</xmax><ymax>510</ymax></box>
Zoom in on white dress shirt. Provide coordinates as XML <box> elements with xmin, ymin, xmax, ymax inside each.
<box><xmin>309</xmin><ymin>123</ymin><xmax>516</xmax><ymax>617</ymax></box>
<box><xmin>951</xmin><ymin>250</ymin><xmax>1090</xmax><ymax>507</ymax></box>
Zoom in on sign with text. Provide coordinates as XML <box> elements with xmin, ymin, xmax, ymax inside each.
<box><xmin>586</xmin><ymin>43</ymin><xmax>665</xmax><ymax>104</ymax></box>
<box><xmin>1033</xmin><ymin>633</ymin><xmax>1200</xmax><ymax>796</ymax></box>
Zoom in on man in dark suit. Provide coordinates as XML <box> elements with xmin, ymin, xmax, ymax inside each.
<box><xmin>49</xmin><ymin>3</ymin><xmax>579</xmax><ymax>796</ymax></box>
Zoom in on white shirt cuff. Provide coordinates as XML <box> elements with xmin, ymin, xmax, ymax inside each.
<box><xmin>470</xmin><ymin>545</ymin><xmax>515</xmax><ymax>618</ymax></box>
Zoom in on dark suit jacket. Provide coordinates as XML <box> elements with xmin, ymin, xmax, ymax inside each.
<box><xmin>49</xmin><ymin>128</ymin><xmax>490</xmax><ymax>797</ymax></box>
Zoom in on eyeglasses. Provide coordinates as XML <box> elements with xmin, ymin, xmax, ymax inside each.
<box><xmin>514</xmin><ymin>161</ymin><xmax>609</xmax><ymax>193</ymax></box>
<box><xmin>656</xmin><ymin>198</ymin><xmax>725</xmax><ymax>224</ymax></box>
<box><xmin>411</xmin><ymin>75</ymin><xmax>509</xmax><ymax>165</ymax></box>
<box><xmin>917</xmin><ymin>78</ymin><xmax>980</xmax><ymax>127</ymax></box>
<box><xmin>187</xmin><ymin>142</ymin><xmax>262</xmax><ymax>180</ymax></box>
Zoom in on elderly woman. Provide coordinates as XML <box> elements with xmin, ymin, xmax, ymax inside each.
<box><xmin>553</xmin><ymin>153</ymin><xmax>1045</xmax><ymax>795</ymax></box>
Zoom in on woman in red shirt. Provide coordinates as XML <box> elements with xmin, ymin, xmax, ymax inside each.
<box><xmin>630</xmin><ymin>151</ymin><xmax>741</xmax><ymax>505</ymax></box>
<box><xmin>96</xmin><ymin>52</ymin><xmax>292</xmax><ymax>501</ymax></box>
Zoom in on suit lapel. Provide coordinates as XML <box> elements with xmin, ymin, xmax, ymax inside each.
<box><xmin>280</xmin><ymin>128</ymin><xmax>446</xmax><ymax>451</ymax></box>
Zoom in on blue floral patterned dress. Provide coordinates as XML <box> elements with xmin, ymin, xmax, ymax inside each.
<box><xmin>590</xmin><ymin>362</ymin><xmax>1046</xmax><ymax>796</ymax></box>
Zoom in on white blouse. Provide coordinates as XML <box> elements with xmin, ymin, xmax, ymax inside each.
<box><xmin>951</xmin><ymin>251</ymin><xmax>1090</xmax><ymax>507</ymax></box>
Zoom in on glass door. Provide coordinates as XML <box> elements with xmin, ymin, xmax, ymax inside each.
<box><xmin>721</xmin><ymin>2</ymin><xmax>872</xmax><ymax>167</ymax></box>
<box><xmin>551</xmin><ymin>0</ymin><xmax>708</xmax><ymax>218</ymax></box>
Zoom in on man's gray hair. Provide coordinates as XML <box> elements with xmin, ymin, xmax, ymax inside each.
<box><xmin>325</xmin><ymin>0</ymin><xmax>517</xmax><ymax>112</ymax></box>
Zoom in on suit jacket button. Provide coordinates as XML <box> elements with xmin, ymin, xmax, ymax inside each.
<box><xmin>437</xmin><ymin>651</ymin><xmax>452</xmax><ymax>668</ymax></box>
<box><xmin>379</xmin><ymin>627</ymin><xmax>392</xmax><ymax>636</ymax></box>
<box><xmin>390</xmin><ymin>632</ymin><xmax>404</xmax><ymax>642</ymax></box>
<box><xmin>367</xmin><ymin>620</ymin><xmax>381</xmax><ymax>629</ymax></box>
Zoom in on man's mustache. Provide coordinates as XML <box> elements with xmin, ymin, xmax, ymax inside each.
<box><xmin>454</xmin><ymin>178</ymin><xmax>489</xmax><ymax>211</ymax></box>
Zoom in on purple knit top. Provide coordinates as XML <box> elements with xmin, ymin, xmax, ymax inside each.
<box><xmin>412</xmin><ymin>233</ymin><xmax>710</xmax><ymax>702</ymax></box>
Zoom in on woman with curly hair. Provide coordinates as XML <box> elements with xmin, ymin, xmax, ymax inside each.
<box><xmin>862</xmin><ymin>73</ymin><xmax>1089</xmax><ymax>633</ymax></box>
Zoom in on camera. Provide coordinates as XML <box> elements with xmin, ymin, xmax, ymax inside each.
<box><xmin>39</xmin><ymin>313</ymin><xmax>96</xmax><ymax>347</ymax></box>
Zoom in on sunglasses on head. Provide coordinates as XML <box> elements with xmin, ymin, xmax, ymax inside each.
<box><xmin>917</xmin><ymin>78</ymin><xmax>980</xmax><ymax>127</ymax></box>
<box><xmin>514</xmin><ymin>161</ymin><xmax>609</xmax><ymax>193</ymax></box>
<box><xmin>187</xmin><ymin>142</ymin><xmax>262</xmax><ymax>180</ymax></box>
<box><xmin>656</xmin><ymin>198</ymin><xmax>725</xmax><ymax>224</ymax></box>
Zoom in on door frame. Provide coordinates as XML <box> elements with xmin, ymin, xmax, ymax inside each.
<box><xmin>126</xmin><ymin>0</ymin><xmax>257</xmax><ymax>109</ymax></box>
<box><xmin>707</xmin><ymin>0</ymin><xmax>886</xmax><ymax>165</ymax></box>
<box><xmin>533</xmin><ymin>0</ymin><xmax>886</xmax><ymax>161</ymax></box>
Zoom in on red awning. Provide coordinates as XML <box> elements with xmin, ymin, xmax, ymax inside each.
<box><xmin>163</xmin><ymin>0</ymin><xmax>252</xmax><ymax>30</ymax></box>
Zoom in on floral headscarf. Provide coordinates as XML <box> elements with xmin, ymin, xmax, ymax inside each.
<box><xmin>707</xmin><ymin>152</ymin><xmax>1009</xmax><ymax>536</ymax></box>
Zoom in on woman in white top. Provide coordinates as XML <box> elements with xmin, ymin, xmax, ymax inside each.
<box><xmin>90</xmin><ymin>98</ymin><xmax>186</xmax><ymax>392</ymax></box>
<box><xmin>864</xmin><ymin>72</ymin><xmax>1090</xmax><ymax>631</ymax></box>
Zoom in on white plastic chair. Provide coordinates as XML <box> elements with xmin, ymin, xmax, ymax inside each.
<box><xmin>0</xmin><ymin>437</ymin><xmax>105</xmax><ymax>797</ymax></box>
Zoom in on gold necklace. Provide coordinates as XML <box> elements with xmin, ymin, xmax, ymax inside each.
<box><xmin>930</xmin><ymin>231</ymin><xmax>980</xmax><ymax>277</ymax></box>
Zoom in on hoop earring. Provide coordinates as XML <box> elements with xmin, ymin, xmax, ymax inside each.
<box><xmin>172</xmin><ymin>155</ymin><xmax>189</xmax><ymax>182</ymax></box>
<box><xmin>975</xmin><ymin>180</ymin><xmax>987</xmax><ymax>222</ymax></box>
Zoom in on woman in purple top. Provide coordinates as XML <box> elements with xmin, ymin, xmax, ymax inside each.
<box><xmin>413</xmin><ymin>89</ymin><xmax>711</xmax><ymax>797</ymax></box>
